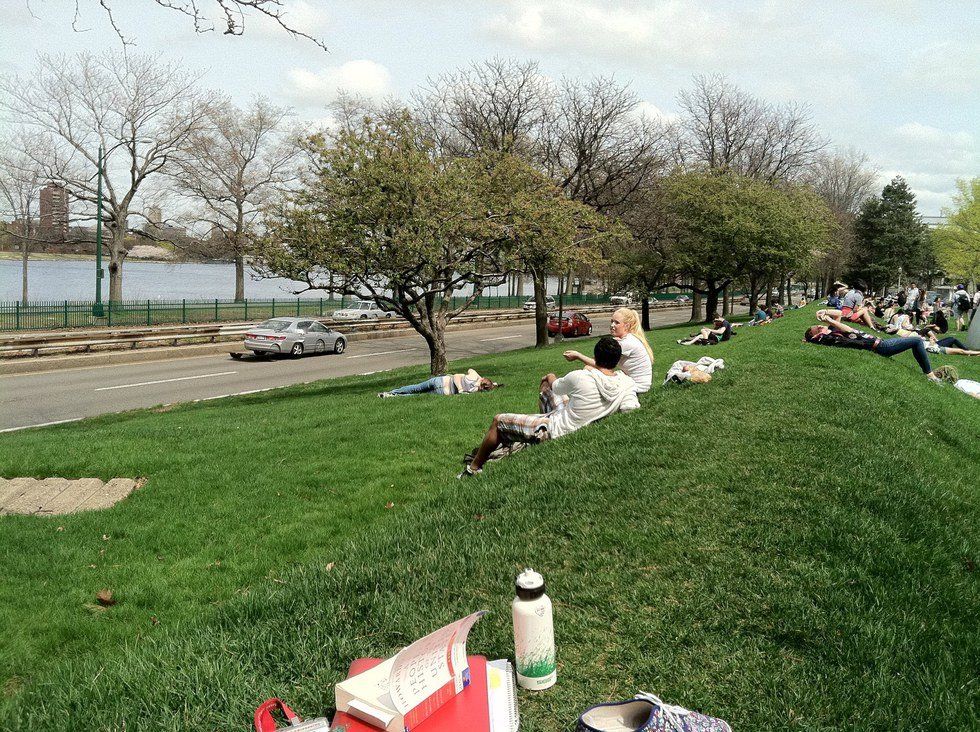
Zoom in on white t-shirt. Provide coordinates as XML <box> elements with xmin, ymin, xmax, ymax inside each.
<box><xmin>954</xmin><ymin>379</ymin><xmax>980</xmax><ymax>399</ymax></box>
<box><xmin>547</xmin><ymin>369</ymin><xmax>639</xmax><ymax>439</ymax></box>
<box><xmin>617</xmin><ymin>333</ymin><xmax>652</xmax><ymax>393</ymax></box>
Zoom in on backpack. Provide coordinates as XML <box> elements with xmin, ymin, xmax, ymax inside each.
<box><xmin>956</xmin><ymin>291</ymin><xmax>972</xmax><ymax>310</ymax></box>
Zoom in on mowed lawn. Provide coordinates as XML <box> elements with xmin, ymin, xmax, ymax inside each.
<box><xmin>1</xmin><ymin>309</ymin><xmax>978</xmax><ymax>730</ymax></box>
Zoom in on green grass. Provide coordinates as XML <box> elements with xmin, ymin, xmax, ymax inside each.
<box><xmin>1</xmin><ymin>309</ymin><xmax>978</xmax><ymax>730</ymax></box>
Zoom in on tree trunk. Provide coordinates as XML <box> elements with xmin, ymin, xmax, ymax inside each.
<box><xmin>641</xmin><ymin>297</ymin><xmax>650</xmax><ymax>331</ymax></box>
<box><xmin>778</xmin><ymin>272</ymin><xmax>786</xmax><ymax>305</ymax></box>
<box><xmin>108</xmin><ymin>226</ymin><xmax>127</xmax><ymax>302</ymax></box>
<box><xmin>533</xmin><ymin>268</ymin><xmax>549</xmax><ymax>347</ymax></box>
<box><xmin>722</xmin><ymin>284</ymin><xmax>731</xmax><ymax>317</ymax></box>
<box><xmin>749</xmin><ymin>274</ymin><xmax>760</xmax><ymax>314</ymax></box>
<box><xmin>765</xmin><ymin>279</ymin><xmax>774</xmax><ymax>307</ymax></box>
<box><xmin>565</xmin><ymin>271</ymin><xmax>573</xmax><ymax>296</ymax></box>
<box><xmin>690</xmin><ymin>284</ymin><xmax>703</xmax><ymax>322</ymax></box>
<box><xmin>234</xmin><ymin>254</ymin><xmax>245</xmax><ymax>302</ymax></box>
<box><xmin>517</xmin><ymin>273</ymin><xmax>525</xmax><ymax>298</ymax></box>
<box><xmin>427</xmin><ymin>331</ymin><xmax>448</xmax><ymax>375</ymax></box>
<box><xmin>704</xmin><ymin>279</ymin><xmax>719</xmax><ymax>322</ymax></box>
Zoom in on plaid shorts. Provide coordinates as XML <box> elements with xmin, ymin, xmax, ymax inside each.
<box><xmin>495</xmin><ymin>413</ymin><xmax>552</xmax><ymax>444</ymax></box>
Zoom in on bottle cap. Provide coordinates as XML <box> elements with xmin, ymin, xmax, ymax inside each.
<box><xmin>515</xmin><ymin>568</ymin><xmax>546</xmax><ymax>600</ymax></box>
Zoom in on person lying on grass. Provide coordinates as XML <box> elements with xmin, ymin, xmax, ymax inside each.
<box><xmin>923</xmin><ymin>336</ymin><xmax>980</xmax><ymax>357</ymax></box>
<box><xmin>734</xmin><ymin>307</ymin><xmax>772</xmax><ymax>327</ymax></box>
<box><xmin>459</xmin><ymin>336</ymin><xmax>639</xmax><ymax>478</ymax></box>
<box><xmin>379</xmin><ymin>369</ymin><xmax>498</xmax><ymax>398</ymax></box>
<box><xmin>562</xmin><ymin>307</ymin><xmax>654</xmax><ymax>393</ymax></box>
<box><xmin>677</xmin><ymin>313</ymin><xmax>733</xmax><ymax>346</ymax></box>
<box><xmin>932</xmin><ymin>365</ymin><xmax>980</xmax><ymax>400</ymax></box>
<box><xmin>804</xmin><ymin>314</ymin><xmax>947</xmax><ymax>380</ymax></box>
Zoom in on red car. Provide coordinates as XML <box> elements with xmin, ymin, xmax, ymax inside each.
<box><xmin>547</xmin><ymin>312</ymin><xmax>593</xmax><ymax>337</ymax></box>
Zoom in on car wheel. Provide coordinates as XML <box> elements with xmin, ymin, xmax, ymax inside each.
<box><xmin>386</xmin><ymin>312</ymin><xmax>393</xmax><ymax>319</ymax></box>
<box><xmin>333</xmin><ymin>338</ymin><xmax>346</xmax><ymax>354</ymax></box>
<box><xmin>361</xmin><ymin>314</ymin><xmax>368</xmax><ymax>319</ymax></box>
<box><xmin>251</xmin><ymin>350</ymin><xmax>266</xmax><ymax>358</ymax></box>
<box><xmin>587</xmin><ymin>325</ymin><xmax>593</xmax><ymax>335</ymax></box>
<box><xmin>315</xmin><ymin>339</ymin><xmax>325</xmax><ymax>354</ymax></box>
<box><xmin>290</xmin><ymin>342</ymin><xmax>304</xmax><ymax>357</ymax></box>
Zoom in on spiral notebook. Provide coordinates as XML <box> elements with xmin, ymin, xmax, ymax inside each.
<box><xmin>331</xmin><ymin>656</ymin><xmax>519</xmax><ymax>732</ymax></box>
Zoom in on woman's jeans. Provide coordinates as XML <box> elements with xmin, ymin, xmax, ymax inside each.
<box><xmin>391</xmin><ymin>376</ymin><xmax>445</xmax><ymax>395</ymax></box>
<box><xmin>875</xmin><ymin>337</ymin><xmax>932</xmax><ymax>374</ymax></box>
<box><xmin>937</xmin><ymin>336</ymin><xmax>967</xmax><ymax>349</ymax></box>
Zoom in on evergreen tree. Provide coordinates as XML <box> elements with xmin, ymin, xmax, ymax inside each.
<box><xmin>849</xmin><ymin>176</ymin><xmax>928</xmax><ymax>292</ymax></box>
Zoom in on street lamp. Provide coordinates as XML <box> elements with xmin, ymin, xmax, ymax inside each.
<box><xmin>92</xmin><ymin>144</ymin><xmax>105</xmax><ymax>317</ymax></box>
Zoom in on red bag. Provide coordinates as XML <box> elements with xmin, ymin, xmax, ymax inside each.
<box><xmin>254</xmin><ymin>698</ymin><xmax>330</xmax><ymax>732</ymax></box>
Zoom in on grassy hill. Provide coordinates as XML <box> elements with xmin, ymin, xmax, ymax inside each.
<box><xmin>1</xmin><ymin>308</ymin><xmax>977</xmax><ymax>730</ymax></box>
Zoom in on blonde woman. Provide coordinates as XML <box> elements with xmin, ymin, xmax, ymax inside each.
<box><xmin>563</xmin><ymin>308</ymin><xmax>654</xmax><ymax>392</ymax></box>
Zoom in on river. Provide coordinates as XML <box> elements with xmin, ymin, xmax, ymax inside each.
<box><xmin>0</xmin><ymin>259</ymin><xmax>558</xmax><ymax>302</ymax></box>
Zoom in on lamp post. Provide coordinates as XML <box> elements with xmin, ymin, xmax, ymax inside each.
<box><xmin>92</xmin><ymin>144</ymin><xmax>105</xmax><ymax>317</ymax></box>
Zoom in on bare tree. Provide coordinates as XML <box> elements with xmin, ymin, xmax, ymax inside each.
<box><xmin>1</xmin><ymin>52</ymin><xmax>214</xmax><ymax>301</ymax></box>
<box><xmin>172</xmin><ymin>97</ymin><xmax>299</xmax><ymax>300</ymax></box>
<box><xmin>677</xmin><ymin>74</ymin><xmax>826</xmax><ymax>183</ymax></box>
<box><xmin>56</xmin><ymin>0</ymin><xmax>327</xmax><ymax>50</ymax></box>
<box><xmin>0</xmin><ymin>135</ymin><xmax>45</xmax><ymax>303</ymax></box>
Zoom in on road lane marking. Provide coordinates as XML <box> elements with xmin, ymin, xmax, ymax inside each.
<box><xmin>94</xmin><ymin>371</ymin><xmax>238</xmax><ymax>392</ymax></box>
<box><xmin>346</xmin><ymin>349</ymin><xmax>415</xmax><ymax>359</ymax></box>
<box><xmin>479</xmin><ymin>335</ymin><xmax>524</xmax><ymax>342</ymax></box>
<box><xmin>0</xmin><ymin>418</ymin><xmax>84</xmax><ymax>433</ymax></box>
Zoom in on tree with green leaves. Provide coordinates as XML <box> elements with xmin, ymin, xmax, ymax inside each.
<box><xmin>849</xmin><ymin>176</ymin><xmax>929</xmax><ymax>293</ymax></box>
<box><xmin>933</xmin><ymin>177</ymin><xmax>980</xmax><ymax>287</ymax></box>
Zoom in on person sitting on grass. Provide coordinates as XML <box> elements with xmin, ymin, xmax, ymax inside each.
<box><xmin>932</xmin><ymin>365</ymin><xmax>980</xmax><ymax>400</ymax></box>
<box><xmin>826</xmin><ymin>282</ymin><xmax>847</xmax><ymax>309</ymax></box>
<box><xmin>733</xmin><ymin>306</ymin><xmax>771</xmax><ymax>328</ymax></box>
<box><xmin>562</xmin><ymin>307</ymin><xmax>653</xmax><ymax>393</ymax></box>
<box><xmin>804</xmin><ymin>313</ymin><xmax>946</xmax><ymax>380</ymax></box>
<box><xmin>459</xmin><ymin>336</ymin><xmax>639</xmax><ymax>478</ymax></box>
<box><xmin>832</xmin><ymin>283</ymin><xmax>883</xmax><ymax>331</ymax></box>
<box><xmin>379</xmin><ymin>369</ymin><xmax>498</xmax><ymax>398</ymax></box>
<box><xmin>677</xmin><ymin>313</ymin><xmax>733</xmax><ymax>345</ymax></box>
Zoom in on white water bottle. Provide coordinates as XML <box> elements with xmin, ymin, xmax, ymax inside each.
<box><xmin>512</xmin><ymin>568</ymin><xmax>556</xmax><ymax>690</ymax></box>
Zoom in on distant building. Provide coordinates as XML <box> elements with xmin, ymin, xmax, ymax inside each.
<box><xmin>147</xmin><ymin>206</ymin><xmax>163</xmax><ymax>227</ymax></box>
<box><xmin>39</xmin><ymin>183</ymin><xmax>69</xmax><ymax>242</ymax></box>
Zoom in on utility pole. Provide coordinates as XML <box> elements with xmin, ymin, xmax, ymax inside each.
<box><xmin>92</xmin><ymin>144</ymin><xmax>105</xmax><ymax>317</ymax></box>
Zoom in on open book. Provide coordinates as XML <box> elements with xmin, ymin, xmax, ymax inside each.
<box><xmin>334</xmin><ymin>612</ymin><xmax>487</xmax><ymax>731</ymax></box>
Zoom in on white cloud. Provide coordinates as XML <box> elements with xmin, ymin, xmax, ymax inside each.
<box><xmin>251</xmin><ymin>1</ymin><xmax>329</xmax><ymax>39</ymax></box>
<box><xmin>286</xmin><ymin>60</ymin><xmax>393</xmax><ymax>107</ymax></box>
<box><xmin>634</xmin><ymin>100</ymin><xmax>678</xmax><ymax>124</ymax></box>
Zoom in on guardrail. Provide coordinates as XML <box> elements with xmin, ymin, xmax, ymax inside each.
<box><xmin>0</xmin><ymin>304</ymin><xmax>634</xmax><ymax>358</ymax></box>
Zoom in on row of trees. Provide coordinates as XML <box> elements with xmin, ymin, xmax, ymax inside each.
<box><xmin>0</xmin><ymin>53</ymin><xmax>299</xmax><ymax>303</ymax></box>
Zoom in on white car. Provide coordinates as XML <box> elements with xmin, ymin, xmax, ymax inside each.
<box><xmin>332</xmin><ymin>300</ymin><xmax>394</xmax><ymax>320</ymax></box>
<box><xmin>522</xmin><ymin>296</ymin><xmax>557</xmax><ymax>312</ymax></box>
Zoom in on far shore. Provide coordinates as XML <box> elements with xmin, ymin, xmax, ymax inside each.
<box><xmin>0</xmin><ymin>251</ymin><xmax>225</xmax><ymax>264</ymax></box>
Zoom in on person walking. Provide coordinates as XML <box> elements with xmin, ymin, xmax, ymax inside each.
<box><xmin>906</xmin><ymin>282</ymin><xmax>922</xmax><ymax>324</ymax></box>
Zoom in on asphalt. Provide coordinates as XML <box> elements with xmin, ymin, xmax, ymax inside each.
<box><xmin>0</xmin><ymin>308</ymin><xmax>728</xmax><ymax>432</ymax></box>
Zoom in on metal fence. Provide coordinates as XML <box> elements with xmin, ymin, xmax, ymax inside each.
<box><xmin>0</xmin><ymin>293</ymin><xmax>614</xmax><ymax>331</ymax></box>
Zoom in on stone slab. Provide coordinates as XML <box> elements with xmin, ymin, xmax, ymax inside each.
<box><xmin>0</xmin><ymin>477</ymin><xmax>139</xmax><ymax>515</ymax></box>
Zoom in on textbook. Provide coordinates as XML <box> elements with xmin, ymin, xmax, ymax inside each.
<box><xmin>332</xmin><ymin>655</ymin><xmax>519</xmax><ymax>732</ymax></box>
<box><xmin>335</xmin><ymin>612</ymin><xmax>496</xmax><ymax>732</ymax></box>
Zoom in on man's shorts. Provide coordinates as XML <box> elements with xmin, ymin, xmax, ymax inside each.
<box><xmin>496</xmin><ymin>413</ymin><xmax>552</xmax><ymax>444</ymax></box>
<box><xmin>840</xmin><ymin>306</ymin><xmax>862</xmax><ymax>322</ymax></box>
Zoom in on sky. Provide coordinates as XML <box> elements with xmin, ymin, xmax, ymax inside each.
<box><xmin>1</xmin><ymin>0</ymin><xmax>977</xmax><ymax>216</ymax></box>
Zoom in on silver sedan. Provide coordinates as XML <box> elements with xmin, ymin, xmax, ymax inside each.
<box><xmin>243</xmin><ymin>317</ymin><xmax>347</xmax><ymax>357</ymax></box>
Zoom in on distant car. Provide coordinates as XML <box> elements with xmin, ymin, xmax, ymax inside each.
<box><xmin>547</xmin><ymin>312</ymin><xmax>593</xmax><ymax>337</ymax></box>
<box><xmin>333</xmin><ymin>300</ymin><xmax>394</xmax><ymax>320</ymax></box>
<box><xmin>610</xmin><ymin>293</ymin><xmax>633</xmax><ymax>307</ymax></box>
<box><xmin>738</xmin><ymin>295</ymin><xmax>751</xmax><ymax>306</ymax></box>
<box><xmin>522</xmin><ymin>296</ymin><xmax>557</xmax><ymax>312</ymax></box>
<box><xmin>674</xmin><ymin>295</ymin><xmax>691</xmax><ymax>305</ymax></box>
<box><xmin>243</xmin><ymin>317</ymin><xmax>346</xmax><ymax>358</ymax></box>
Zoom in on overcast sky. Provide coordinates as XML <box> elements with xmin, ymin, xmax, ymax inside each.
<box><xmin>1</xmin><ymin>0</ymin><xmax>977</xmax><ymax>215</ymax></box>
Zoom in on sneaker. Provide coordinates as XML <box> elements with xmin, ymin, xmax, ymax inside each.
<box><xmin>576</xmin><ymin>692</ymin><xmax>731</xmax><ymax>732</ymax></box>
<box><xmin>456</xmin><ymin>466</ymin><xmax>482</xmax><ymax>479</ymax></box>
<box><xmin>378</xmin><ymin>391</ymin><xmax>395</xmax><ymax>398</ymax></box>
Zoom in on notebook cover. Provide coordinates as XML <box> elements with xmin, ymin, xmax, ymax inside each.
<box><xmin>332</xmin><ymin>655</ymin><xmax>490</xmax><ymax>732</ymax></box>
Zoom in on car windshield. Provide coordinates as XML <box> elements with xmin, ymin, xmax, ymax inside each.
<box><xmin>257</xmin><ymin>319</ymin><xmax>293</xmax><ymax>332</ymax></box>
<box><xmin>353</xmin><ymin>301</ymin><xmax>372</xmax><ymax>309</ymax></box>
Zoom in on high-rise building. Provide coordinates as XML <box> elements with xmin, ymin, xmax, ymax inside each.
<box><xmin>39</xmin><ymin>183</ymin><xmax>69</xmax><ymax>242</ymax></box>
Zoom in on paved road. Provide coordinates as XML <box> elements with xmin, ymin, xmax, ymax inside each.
<box><xmin>0</xmin><ymin>308</ymin><xmax>729</xmax><ymax>432</ymax></box>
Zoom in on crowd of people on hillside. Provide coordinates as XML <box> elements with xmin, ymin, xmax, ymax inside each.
<box><xmin>805</xmin><ymin>280</ymin><xmax>979</xmax><ymax>398</ymax></box>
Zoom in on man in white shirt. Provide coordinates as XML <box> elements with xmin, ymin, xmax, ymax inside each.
<box><xmin>459</xmin><ymin>337</ymin><xmax>639</xmax><ymax>477</ymax></box>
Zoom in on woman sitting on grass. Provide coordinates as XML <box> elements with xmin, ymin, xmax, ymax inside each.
<box><xmin>804</xmin><ymin>314</ymin><xmax>947</xmax><ymax>380</ymax></box>
<box><xmin>562</xmin><ymin>307</ymin><xmax>654</xmax><ymax>393</ymax></box>
<box><xmin>677</xmin><ymin>313</ymin><xmax>732</xmax><ymax>346</ymax></box>
<box><xmin>379</xmin><ymin>369</ymin><xmax>498</xmax><ymax>398</ymax></box>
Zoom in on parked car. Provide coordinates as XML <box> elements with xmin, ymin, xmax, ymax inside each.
<box><xmin>522</xmin><ymin>296</ymin><xmax>557</xmax><ymax>312</ymax></box>
<box><xmin>738</xmin><ymin>294</ymin><xmax>751</xmax><ymax>306</ymax></box>
<box><xmin>333</xmin><ymin>300</ymin><xmax>394</xmax><ymax>320</ymax></box>
<box><xmin>243</xmin><ymin>317</ymin><xmax>346</xmax><ymax>358</ymax></box>
<box><xmin>610</xmin><ymin>293</ymin><xmax>633</xmax><ymax>307</ymax></box>
<box><xmin>547</xmin><ymin>311</ymin><xmax>593</xmax><ymax>337</ymax></box>
<box><xmin>674</xmin><ymin>295</ymin><xmax>691</xmax><ymax>305</ymax></box>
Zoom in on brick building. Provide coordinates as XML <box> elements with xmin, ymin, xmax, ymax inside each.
<box><xmin>39</xmin><ymin>183</ymin><xmax>69</xmax><ymax>242</ymax></box>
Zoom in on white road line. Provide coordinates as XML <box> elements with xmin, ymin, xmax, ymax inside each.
<box><xmin>479</xmin><ymin>335</ymin><xmax>524</xmax><ymax>342</ymax></box>
<box><xmin>346</xmin><ymin>349</ymin><xmax>415</xmax><ymax>359</ymax></box>
<box><xmin>0</xmin><ymin>417</ymin><xmax>84</xmax><ymax>433</ymax></box>
<box><xmin>94</xmin><ymin>371</ymin><xmax>238</xmax><ymax>392</ymax></box>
